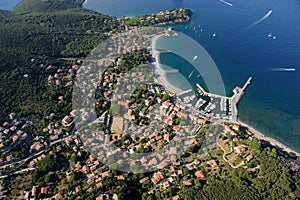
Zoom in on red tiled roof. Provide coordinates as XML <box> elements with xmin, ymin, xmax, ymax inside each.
<box><xmin>183</xmin><ymin>180</ymin><xmax>192</xmax><ymax>186</ymax></box>
<box><xmin>151</xmin><ymin>173</ymin><xmax>164</xmax><ymax>184</ymax></box>
<box><xmin>195</xmin><ymin>170</ymin><xmax>205</xmax><ymax>179</ymax></box>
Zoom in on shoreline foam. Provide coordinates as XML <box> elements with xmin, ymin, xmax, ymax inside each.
<box><xmin>238</xmin><ymin>120</ymin><xmax>300</xmax><ymax>157</ymax></box>
<box><xmin>83</xmin><ymin>0</ymin><xmax>89</xmax><ymax>6</ymax></box>
<box><xmin>151</xmin><ymin>34</ymin><xmax>300</xmax><ymax>158</ymax></box>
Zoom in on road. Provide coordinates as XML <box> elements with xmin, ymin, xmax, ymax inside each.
<box><xmin>0</xmin><ymin>136</ymin><xmax>72</xmax><ymax>176</ymax></box>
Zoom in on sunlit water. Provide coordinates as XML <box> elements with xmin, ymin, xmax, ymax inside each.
<box><xmin>2</xmin><ymin>0</ymin><xmax>299</xmax><ymax>151</ymax></box>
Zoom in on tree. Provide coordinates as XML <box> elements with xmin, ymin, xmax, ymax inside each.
<box><xmin>70</xmin><ymin>154</ymin><xmax>78</xmax><ymax>163</ymax></box>
<box><xmin>175</xmin><ymin>117</ymin><xmax>181</xmax><ymax>125</ymax></box>
<box><xmin>162</xmin><ymin>94</ymin><xmax>169</xmax><ymax>102</ymax></box>
<box><xmin>44</xmin><ymin>173</ymin><xmax>58</xmax><ymax>183</ymax></box>
<box><xmin>37</xmin><ymin>155</ymin><xmax>55</xmax><ymax>172</ymax></box>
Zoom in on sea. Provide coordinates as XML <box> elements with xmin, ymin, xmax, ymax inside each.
<box><xmin>2</xmin><ymin>0</ymin><xmax>300</xmax><ymax>151</ymax></box>
<box><xmin>0</xmin><ymin>0</ymin><xmax>20</xmax><ymax>10</ymax></box>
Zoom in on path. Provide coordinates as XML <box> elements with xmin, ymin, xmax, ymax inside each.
<box><xmin>217</xmin><ymin>139</ymin><xmax>245</xmax><ymax>169</ymax></box>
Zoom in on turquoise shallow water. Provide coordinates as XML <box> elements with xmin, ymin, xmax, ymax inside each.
<box><xmin>1</xmin><ymin>0</ymin><xmax>300</xmax><ymax>151</ymax></box>
<box><xmin>82</xmin><ymin>0</ymin><xmax>300</xmax><ymax>151</ymax></box>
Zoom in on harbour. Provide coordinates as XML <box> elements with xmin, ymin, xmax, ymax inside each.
<box><xmin>193</xmin><ymin>77</ymin><xmax>252</xmax><ymax>122</ymax></box>
<box><xmin>84</xmin><ymin>0</ymin><xmax>300</xmax><ymax>152</ymax></box>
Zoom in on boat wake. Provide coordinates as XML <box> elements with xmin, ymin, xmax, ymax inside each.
<box><xmin>244</xmin><ymin>10</ymin><xmax>273</xmax><ymax>31</ymax></box>
<box><xmin>189</xmin><ymin>71</ymin><xmax>194</xmax><ymax>78</ymax></box>
<box><xmin>219</xmin><ymin>0</ymin><xmax>233</xmax><ymax>7</ymax></box>
<box><xmin>271</xmin><ymin>68</ymin><xmax>296</xmax><ymax>72</ymax></box>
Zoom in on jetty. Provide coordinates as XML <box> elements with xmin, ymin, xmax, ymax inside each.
<box><xmin>196</xmin><ymin>83</ymin><xmax>230</xmax><ymax>100</ymax></box>
<box><xmin>230</xmin><ymin>77</ymin><xmax>252</xmax><ymax>121</ymax></box>
<box><xmin>195</xmin><ymin>77</ymin><xmax>252</xmax><ymax>122</ymax></box>
<box><xmin>165</xmin><ymin>69</ymin><xmax>179</xmax><ymax>73</ymax></box>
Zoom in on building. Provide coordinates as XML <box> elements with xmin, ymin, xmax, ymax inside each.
<box><xmin>234</xmin><ymin>145</ymin><xmax>247</xmax><ymax>154</ymax></box>
<box><xmin>183</xmin><ymin>180</ymin><xmax>192</xmax><ymax>186</ymax></box>
<box><xmin>172</xmin><ymin>195</ymin><xmax>180</xmax><ymax>200</ymax></box>
<box><xmin>31</xmin><ymin>186</ymin><xmax>38</xmax><ymax>197</ymax></box>
<box><xmin>197</xmin><ymin>118</ymin><xmax>206</xmax><ymax>125</ymax></box>
<box><xmin>41</xmin><ymin>187</ymin><xmax>48</xmax><ymax>195</ymax></box>
<box><xmin>151</xmin><ymin>172</ymin><xmax>164</xmax><ymax>184</ymax></box>
<box><xmin>232</xmin><ymin>124</ymin><xmax>240</xmax><ymax>131</ymax></box>
<box><xmin>62</xmin><ymin>116</ymin><xmax>73</xmax><ymax>126</ymax></box>
<box><xmin>140</xmin><ymin>177</ymin><xmax>149</xmax><ymax>184</ymax></box>
<box><xmin>195</xmin><ymin>170</ymin><xmax>205</xmax><ymax>179</ymax></box>
<box><xmin>246</xmin><ymin>154</ymin><xmax>253</xmax><ymax>162</ymax></box>
<box><xmin>207</xmin><ymin>160</ymin><xmax>218</xmax><ymax>168</ymax></box>
<box><xmin>163</xmin><ymin>181</ymin><xmax>170</xmax><ymax>190</ymax></box>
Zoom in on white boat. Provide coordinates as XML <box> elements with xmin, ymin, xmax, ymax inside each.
<box><xmin>273</xmin><ymin>36</ymin><xmax>277</xmax><ymax>39</ymax></box>
<box><xmin>213</xmin><ymin>32</ymin><xmax>217</xmax><ymax>37</ymax></box>
<box><xmin>268</xmin><ymin>32</ymin><xmax>272</xmax><ymax>37</ymax></box>
<box><xmin>192</xmin><ymin>56</ymin><xmax>198</xmax><ymax>63</ymax></box>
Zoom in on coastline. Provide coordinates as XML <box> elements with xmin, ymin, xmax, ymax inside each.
<box><xmin>151</xmin><ymin>35</ymin><xmax>184</xmax><ymax>94</ymax></box>
<box><xmin>151</xmin><ymin>34</ymin><xmax>300</xmax><ymax>158</ymax></box>
<box><xmin>238</xmin><ymin>120</ymin><xmax>300</xmax><ymax>157</ymax></box>
<box><xmin>83</xmin><ymin>0</ymin><xmax>89</xmax><ymax>7</ymax></box>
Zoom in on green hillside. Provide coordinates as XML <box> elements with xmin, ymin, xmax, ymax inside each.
<box><xmin>0</xmin><ymin>10</ymin><xmax>14</xmax><ymax>20</ymax></box>
<box><xmin>13</xmin><ymin>0</ymin><xmax>85</xmax><ymax>13</ymax></box>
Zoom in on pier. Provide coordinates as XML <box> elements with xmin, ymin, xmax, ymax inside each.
<box><xmin>165</xmin><ymin>69</ymin><xmax>179</xmax><ymax>73</ymax></box>
<box><xmin>230</xmin><ymin>77</ymin><xmax>252</xmax><ymax>122</ymax></box>
<box><xmin>195</xmin><ymin>77</ymin><xmax>252</xmax><ymax>123</ymax></box>
<box><xmin>195</xmin><ymin>83</ymin><xmax>230</xmax><ymax>100</ymax></box>
<box><xmin>242</xmin><ymin>77</ymin><xmax>252</xmax><ymax>91</ymax></box>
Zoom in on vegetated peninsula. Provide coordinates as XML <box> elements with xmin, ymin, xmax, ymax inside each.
<box><xmin>0</xmin><ymin>0</ymin><xmax>192</xmax><ymax>119</ymax></box>
<box><xmin>13</xmin><ymin>0</ymin><xmax>87</xmax><ymax>13</ymax></box>
<box><xmin>0</xmin><ymin>0</ymin><xmax>300</xmax><ymax>199</ymax></box>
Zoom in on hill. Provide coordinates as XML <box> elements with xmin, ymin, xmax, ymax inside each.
<box><xmin>13</xmin><ymin>0</ymin><xmax>85</xmax><ymax>13</ymax></box>
<box><xmin>0</xmin><ymin>10</ymin><xmax>14</xmax><ymax>20</ymax></box>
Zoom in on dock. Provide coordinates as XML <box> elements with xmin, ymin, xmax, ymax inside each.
<box><xmin>195</xmin><ymin>83</ymin><xmax>230</xmax><ymax>100</ymax></box>
<box><xmin>195</xmin><ymin>77</ymin><xmax>252</xmax><ymax>123</ymax></box>
<box><xmin>242</xmin><ymin>77</ymin><xmax>252</xmax><ymax>91</ymax></box>
<box><xmin>230</xmin><ymin>77</ymin><xmax>252</xmax><ymax>122</ymax></box>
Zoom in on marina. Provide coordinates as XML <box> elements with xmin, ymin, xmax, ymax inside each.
<box><xmin>181</xmin><ymin>77</ymin><xmax>253</xmax><ymax>122</ymax></box>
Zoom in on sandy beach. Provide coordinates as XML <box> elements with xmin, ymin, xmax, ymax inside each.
<box><xmin>151</xmin><ymin>33</ymin><xmax>300</xmax><ymax>158</ymax></box>
<box><xmin>238</xmin><ymin>120</ymin><xmax>300</xmax><ymax>157</ymax></box>
<box><xmin>151</xmin><ymin>35</ymin><xmax>184</xmax><ymax>94</ymax></box>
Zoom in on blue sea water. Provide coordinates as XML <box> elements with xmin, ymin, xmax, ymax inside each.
<box><xmin>83</xmin><ymin>0</ymin><xmax>300</xmax><ymax>151</ymax></box>
<box><xmin>0</xmin><ymin>0</ymin><xmax>20</xmax><ymax>10</ymax></box>
<box><xmin>1</xmin><ymin>1</ymin><xmax>300</xmax><ymax>151</ymax></box>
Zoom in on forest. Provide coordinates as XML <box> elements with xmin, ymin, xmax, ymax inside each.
<box><xmin>0</xmin><ymin>1</ymin><xmax>299</xmax><ymax>199</ymax></box>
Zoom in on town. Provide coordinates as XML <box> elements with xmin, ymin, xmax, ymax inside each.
<box><xmin>0</xmin><ymin>28</ymin><xmax>300</xmax><ymax>199</ymax></box>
